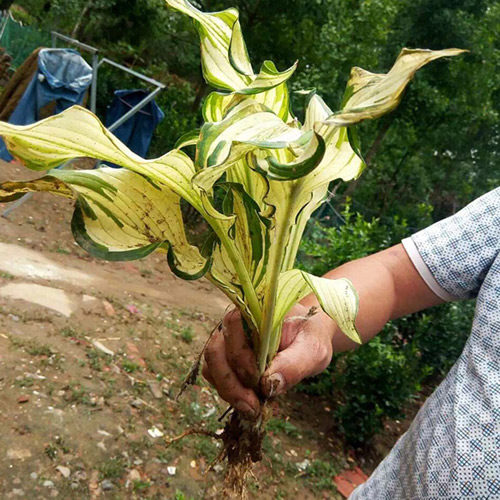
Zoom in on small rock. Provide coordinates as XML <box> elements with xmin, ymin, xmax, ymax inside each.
<box><xmin>125</xmin><ymin>304</ymin><xmax>140</xmax><ymax>315</ymax></box>
<box><xmin>71</xmin><ymin>483</ymin><xmax>79</xmax><ymax>490</ymax></box>
<box><xmin>126</xmin><ymin>342</ymin><xmax>146</xmax><ymax>368</ymax></box>
<box><xmin>97</xmin><ymin>429</ymin><xmax>112</xmax><ymax>438</ymax></box>
<box><xmin>97</xmin><ymin>441</ymin><xmax>106</xmax><ymax>452</ymax></box>
<box><xmin>43</xmin><ymin>480</ymin><xmax>55</xmax><ymax>488</ymax></box>
<box><xmin>30</xmin><ymin>472</ymin><xmax>38</xmax><ymax>480</ymax></box>
<box><xmin>7</xmin><ymin>448</ymin><xmax>32</xmax><ymax>460</ymax></box>
<box><xmin>148</xmin><ymin>381</ymin><xmax>163</xmax><ymax>399</ymax></box>
<box><xmin>212</xmin><ymin>464</ymin><xmax>224</xmax><ymax>473</ymax></box>
<box><xmin>73</xmin><ymin>470</ymin><xmax>87</xmax><ymax>482</ymax></box>
<box><xmin>148</xmin><ymin>426</ymin><xmax>164</xmax><ymax>438</ymax></box>
<box><xmin>50</xmin><ymin>490</ymin><xmax>59</xmax><ymax>498</ymax></box>
<box><xmin>92</xmin><ymin>340</ymin><xmax>114</xmax><ymax>357</ymax></box>
<box><xmin>8</xmin><ymin>314</ymin><xmax>20</xmax><ymax>322</ymax></box>
<box><xmin>56</xmin><ymin>465</ymin><xmax>71</xmax><ymax>478</ymax></box>
<box><xmin>190</xmin><ymin>460</ymin><xmax>197</xmax><ymax>468</ymax></box>
<box><xmin>17</xmin><ymin>395</ymin><xmax>29</xmax><ymax>404</ymax></box>
<box><xmin>11</xmin><ymin>489</ymin><xmax>24</xmax><ymax>496</ymax></box>
<box><xmin>202</xmin><ymin>405</ymin><xmax>217</xmax><ymax>418</ymax></box>
<box><xmin>296</xmin><ymin>459</ymin><xmax>311</xmax><ymax>472</ymax></box>
<box><xmin>102</xmin><ymin>300</ymin><xmax>116</xmax><ymax>316</ymax></box>
<box><xmin>133</xmin><ymin>459</ymin><xmax>143</xmax><ymax>466</ymax></box>
<box><xmin>101</xmin><ymin>479</ymin><xmax>114</xmax><ymax>491</ymax></box>
<box><xmin>130</xmin><ymin>399</ymin><xmax>142</xmax><ymax>408</ymax></box>
<box><xmin>167</xmin><ymin>466</ymin><xmax>176</xmax><ymax>476</ymax></box>
<box><xmin>128</xmin><ymin>469</ymin><xmax>141</xmax><ymax>481</ymax></box>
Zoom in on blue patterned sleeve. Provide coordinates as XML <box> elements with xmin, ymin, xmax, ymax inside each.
<box><xmin>405</xmin><ymin>188</ymin><xmax>500</xmax><ymax>300</ymax></box>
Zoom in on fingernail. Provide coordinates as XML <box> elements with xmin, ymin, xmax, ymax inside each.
<box><xmin>235</xmin><ymin>400</ymin><xmax>257</xmax><ymax>419</ymax></box>
<box><xmin>264</xmin><ymin>373</ymin><xmax>285</xmax><ymax>397</ymax></box>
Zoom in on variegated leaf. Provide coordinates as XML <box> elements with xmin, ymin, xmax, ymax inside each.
<box><xmin>328</xmin><ymin>48</ymin><xmax>467</xmax><ymax>126</ymax></box>
<box><xmin>272</xmin><ymin>269</ymin><xmax>361</xmax><ymax>345</ymax></box>
<box><xmin>0</xmin><ymin>168</ymin><xmax>209</xmax><ymax>277</ymax></box>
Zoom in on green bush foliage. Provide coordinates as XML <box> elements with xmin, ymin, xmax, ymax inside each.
<box><xmin>298</xmin><ymin>205</ymin><xmax>474</xmax><ymax>444</ymax></box>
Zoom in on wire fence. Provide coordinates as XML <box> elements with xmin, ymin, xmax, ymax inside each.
<box><xmin>0</xmin><ymin>12</ymin><xmax>51</xmax><ymax>68</ymax></box>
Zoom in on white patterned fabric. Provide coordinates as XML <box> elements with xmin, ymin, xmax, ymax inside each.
<box><xmin>350</xmin><ymin>187</ymin><xmax>500</xmax><ymax>500</ymax></box>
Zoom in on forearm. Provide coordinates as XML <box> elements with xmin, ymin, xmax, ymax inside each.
<box><xmin>301</xmin><ymin>243</ymin><xmax>444</xmax><ymax>352</ymax></box>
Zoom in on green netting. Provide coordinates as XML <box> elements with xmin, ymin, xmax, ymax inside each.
<box><xmin>0</xmin><ymin>14</ymin><xmax>51</xmax><ymax>68</ymax></box>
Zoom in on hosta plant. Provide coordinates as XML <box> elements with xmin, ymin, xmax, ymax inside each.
<box><xmin>0</xmin><ymin>0</ymin><xmax>463</xmax><ymax>494</ymax></box>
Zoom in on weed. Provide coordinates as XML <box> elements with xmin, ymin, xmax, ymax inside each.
<box><xmin>194</xmin><ymin>435</ymin><xmax>218</xmax><ymax>461</ymax></box>
<box><xmin>0</xmin><ymin>271</ymin><xmax>14</xmax><ymax>279</ymax></box>
<box><xmin>60</xmin><ymin>326</ymin><xmax>77</xmax><ymax>338</ymax></box>
<box><xmin>175</xmin><ymin>491</ymin><xmax>194</xmax><ymax>500</ymax></box>
<box><xmin>305</xmin><ymin>459</ymin><xmax>340</xmax><ymax>491</ymax></box>
<box><xmin>133</xmin><ymin>480</ymin><xmax>151</xmax><ymax>492</ymax></box>
<box><xmin>14</xmin><ymin>376</ymin><xmax>34</xmax><ymax>388</ymax></box>
<box><xmin>179</xmin><ymin>326</ymin><xmax>194</xmax><ymax>343</ymax></box>
<box><xmin>98</xmin><ymin>457</ymin><xmax>126</xmax><ymax>480</ymax></box>
<box><xmin>86</xmin><ymin>349</ymin><xmax>102</xmax><ymax>371</ymax></box>
<box><xmin>45</xmin><ymin>444</ymin><xmax>58</xmax><ymax>460</ymax></box>
<box><xmin>66</xmin><ymin>383</ymin><xmax>91</xmax><ymax>405</ymax></box>
<box><xmin>267</xmin><ymin>418</ymin><xmax>300</xmax><ymax>438</ymax></box>
<box><xmin>122</xmin><ymin>360</ymin><xmax>141</xmax><ymax>373</ymax></box>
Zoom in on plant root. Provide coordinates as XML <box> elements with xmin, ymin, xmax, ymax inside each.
<box><xmin>165</xmin><ymin>427</ymin><xmax>222</xmax><ymax>448</ymax></box>
<box><xmin>220</xmin><ymin>405</ymin><xmax>270</xmax><ymax>498</ymax></box>
<box><xmin>176</xmin><ymin>320</ymin><xmax>222</xmax><ymax>400</ymax></box>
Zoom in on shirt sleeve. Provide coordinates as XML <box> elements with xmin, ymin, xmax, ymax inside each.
<box><xmin>402</xmin><ymin>187</ymin><xmax>500</xmax><ymax>301</ymax></box>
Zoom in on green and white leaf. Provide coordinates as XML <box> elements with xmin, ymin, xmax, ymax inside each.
<box><xmin>272</xmin><ymin>269</ymin><xmax>361</xmax><ymax>344</ymax></box>
<box><xmin>194</xmin><ymin>100</ymin><xmax>305</xmax><ymax>191</ymax></box>
<box><xmin>327</xmin><ymin>48</ymin><xmax>467</xmax><ymax>126</ymax></box>
<box><xmin>0</xmin><ymin>168</ymin><xmax>209</xmax><ymax>277</ymax></box>
<box><xmin>165</xmin><ymin>0</ymin><xmax>296</xmax><ymax>96</ymax></box>
<box><xmin>165</xmin><ymin>0</ymin><xmax>252</xmax><ymax>90</ymax></box>
<box><xmin>0</xmin><ymin>106</ymin><xmax>202</xmax><ymax>208</ymax></box>
<box><xmin>203</xmin><ymin>81</ymin><xmax>292</xmax><ymax>123</ymax></box>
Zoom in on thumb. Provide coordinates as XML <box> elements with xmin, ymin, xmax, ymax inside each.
<box><xmin>260</xmin><ymin>324</ymin><xmax>332</xmax><ymax>398</ymax></box>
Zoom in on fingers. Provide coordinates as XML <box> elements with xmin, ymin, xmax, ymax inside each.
<box><xmin>279</xmin><ymin>303</ymin><xmax>309</xmax><ymax>350</ymax></box>
<box><xmin>203</xmin><ymin>328</ymin><xmax>260</xmax><ymax>418</ymax></box>
<box><xmin>223</xmin><ymin>310</ymin><xmax>259</xmax><ymax>388</ymax></box>
<box><xmin>261</xmin><ymin>314</ymin><xmax>332</xmax><ymax>398</ymax></box>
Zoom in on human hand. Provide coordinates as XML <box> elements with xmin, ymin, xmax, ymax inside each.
<box><xmin>202</xmin><ymin>304</ymin><xmax>336</xmax><ymax>418</ymax></box>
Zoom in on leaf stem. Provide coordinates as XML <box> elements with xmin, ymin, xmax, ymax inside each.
<box><xmin>211</xmin><ymin>220</ymin><xmax>262</xmax><ymax>326</ymax></box>
<box><xmin>257</xmin><ymin>193</ymin><xmax>294</xmax><ymax>374</ymax></box>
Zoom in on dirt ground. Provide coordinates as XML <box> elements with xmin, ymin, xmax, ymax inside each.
<box><xmin>0</xmin><ymin>159</ymin><xmax>404</xmax><ymax>499</ymax></box>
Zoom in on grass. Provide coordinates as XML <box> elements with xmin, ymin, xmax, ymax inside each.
<box><xmin>98</xmin><ymin>457</ymin><xmax>126</xmax><ymax>480</ymax></box>
<box><xmin>60</xmin><ymin>326</ymin><xmax>77</xmax><ymax>338</ymax></box>
<box><xmin>305</xmin><ymin>459</ymin><xmax>341</xmax><ymax>492</ymax></box>
<box><xmin>44</xmin><ymin>444</ymin><xmax>58</xmax><ymax>460</ymax></box>
<box><xmin>193</xmin><ymin>435</ymin><xmax>218</xmax><ymax>461</ymax></box>
<box><xmin>0</xmin><ymin>271</ymin><xmax>14</xmax><ymax>279</ymax></box>
<box><xmin>14</xmin><ymin>376</ymin><xmax>34</xmax><ymax>388</ymax></box>
<box><xmin>166</xmin><ymin>317</ymin><xmax>195</xmax><ymax>344</ymax></box>
<box><xmin>66</xmin><ymin>383</ymin><xmax>91</xmax><ymax>405</ymax></box>
<box><xmin>267</xmin><ymin>418</ymin><xmax>300</xmax><ymax>438</ymax></box>
<box><xmin>179</xmin><ymin>326</ymin><xmax>194</xmax><ymax>343</ymax></box>
<box><xmin>122</xmin><ymin>359</ymin><xmax>141</xmax><ymax>373</ymax></box>
<box><xmin>86</xmin><ymin>348</ymin><xmax>103</xmax><ymax>371</ymax></box>
<box><xmin>55</xmin><ymin>246</ymin><xmax>71</xmax><ymax>255</ymax></box>
<box><xmin>133</xmin><ymin>480</ymin><xmax>151</xmax><ymax>492</ymax></box>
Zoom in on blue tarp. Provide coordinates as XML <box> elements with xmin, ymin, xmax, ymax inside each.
<box><xmin>0</xmin><ymin>48</ymin><xmax>92</xmax><ymax>161</ymax></box>
<box><xmin>105</xmin><ymin>89</ymin><xmax>164</xmax><ymax>165</ymax></box>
